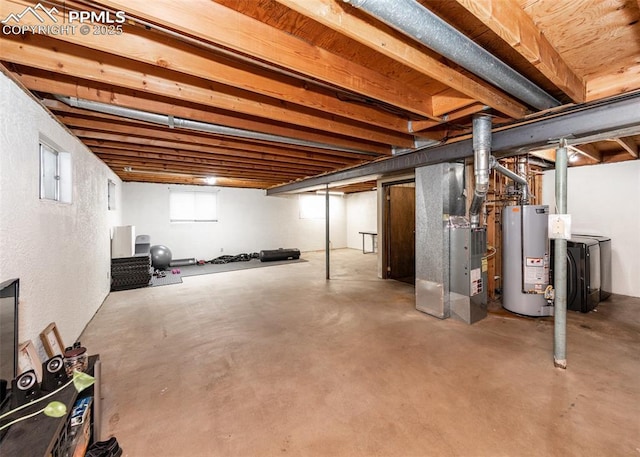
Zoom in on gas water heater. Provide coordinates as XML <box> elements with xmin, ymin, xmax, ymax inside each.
<box><xmin>502</xmin><ymin>204</ymin><xmax>553</xmax><ymax>316</ymax></box>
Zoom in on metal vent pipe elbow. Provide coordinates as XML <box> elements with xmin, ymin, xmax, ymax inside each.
<box><xmin>490</xmin><ymin>156</ymin><xmax>530</xmax><ymax>205</ymax></box>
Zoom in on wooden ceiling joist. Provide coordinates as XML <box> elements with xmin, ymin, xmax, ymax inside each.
<box><xmin>1</xmin><ymin>0</ymin><xmax>413</xmax><ymax>133</ymax></box>
<box><xmin>1</xmin><ymin>34</ymin><xmax>413</xmax><ymax>147</ymax></box>
<box><xmin>71</xmin><ymin>129</ymin><xmax>370</xmax><ymax>166</ymax></box>
<box><xmin>99</xmin><ymin>156</ymin><xmax>306</xmax><ymax>181</ymax></box>
<box><xmin>58</xmin><ymin>114</ymin><xmax>382</xmax><ymax>163</ymax></box>
<box><xmin>613</xmin><ymin>137</ymin><xmax>639</xmax><ymax>159</ymax></box>
<box><xmin>573</xmin><ymin>143</ymin><xmax>602</xmax><ymax>163</ymax></box>
<box><xmin>96</xmin><ymin>0</ymin><xmax>439</xmax><ymax>121</ymax></box>
<box><xmin>91</xmin><ymin>147</ymin><xmax>332</xmax><ymax>175</ymax></box>
<box><xmin>452</xmin><ymin>0</ymin><xmax>585</xmax><ymax>103</ymax></box>
<box><xmin>38</xmin><ymin>91</ymin><xmax>391</xmax><ymax>156</ymax></box>
<box><xmin>1</xmin><ymin>0</ymin><xmax>637</xmax><ymax>190</ymax></box>
<box><xmin>82</xmin><ymin>140</ymin><xmax>352</xmax><ymax>170</ymax></box>
<box><xmin>275</xmin><ymin>0</ymin><xmax>529</xmax><ymax>119</ymax></box>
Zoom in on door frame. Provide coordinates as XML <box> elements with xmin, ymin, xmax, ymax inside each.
<box><xmin>382</xmin><ymin>179</ymin><xmax>416</xmax><ymax>280</ymax></box>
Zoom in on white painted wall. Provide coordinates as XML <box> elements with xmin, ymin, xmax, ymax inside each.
<box><xmin>346</xmin><ymin>191</ymin><xmax>377</xmax><ymax>250</ymax></box>
<box><xmin>543</xmin><ymin>161</ymin><xmax>640</xmax><ymax>297</ymax></box>
<box><xmin>0</xmin><ymin>72</ymin><xmax>123</xmax><ymax>362</ymax></box>
<box><xmin>121</xmin><ymin>183</ymin><xmax>347</xmax><ymax>260</ymax></box>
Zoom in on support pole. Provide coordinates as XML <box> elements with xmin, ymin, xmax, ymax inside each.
<box><xmin>554</xmin><ymin>140</ymin><xmax>568</xmax><ymax>369</ymax></box>
<box><xmin>325</xmin><ymin>184</ymin><xmax>330</xmax><ymax>280</ymax></box>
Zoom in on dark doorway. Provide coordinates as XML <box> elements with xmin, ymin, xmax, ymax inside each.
<box><xmin>384</xmin><ymin>182</ymin><xmax>415</xmax><ymax>284</ymax></box>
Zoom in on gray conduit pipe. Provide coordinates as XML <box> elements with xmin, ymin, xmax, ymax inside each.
<box><xmin>344</xmin><ymin>0</ymin><xmax>560</xmax><ymax>110</ymax></box>
<box><xmin>325</xmin><ymin>184</ymin><xmax>330</xmax><ymax>280</ymax></box>
<box><xmin>54</xmin><ymin>95</ymin><xmax>380</xmax><ymax>156</ymax></box>
<box><xmin>469</xmin><ymin>114</ymin><xmax>492</xmax><ymax>228</ymax></box>
<box><xmin>554</xmin><ymin>141</ymin><xmax>568</xmax><ymax>369</ymax></box>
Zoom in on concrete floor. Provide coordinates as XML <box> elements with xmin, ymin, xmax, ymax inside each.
<box><xmin>82</xmin><ymin>249</ymin><xmax>640</xmax><ymax>456</ymax></box>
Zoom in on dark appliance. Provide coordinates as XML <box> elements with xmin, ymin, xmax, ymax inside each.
<box><xmin>0</xmin><ymin>278</ymin><xmax>19</xmax><ymax>413</ymax></box>
<box><xmin>573</xmin><ymin>235</ymin><xmax>612</xmax><ymax>301</ymax></box>
<box><xmin>551</xmin><ymin>237</ymin><xmax>600</xmax><ymax>312</ymax></box>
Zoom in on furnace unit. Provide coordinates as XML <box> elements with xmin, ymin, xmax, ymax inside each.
<box><xmin>449</xmin><ymin>220</ymin><xmax>487</xmax><ymax>324</ymax></box>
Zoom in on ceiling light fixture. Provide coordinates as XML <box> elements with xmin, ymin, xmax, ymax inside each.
<box><xmin>204</xmin><ymin>177</ymin><xmax>217</xmax><ymax>185</ymax></box>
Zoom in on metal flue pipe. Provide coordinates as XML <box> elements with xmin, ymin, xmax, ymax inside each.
<box><xmin>469</xmin><ymin>114</ymin><xmax>492</xmax><ymax>227</ymax></box>
<box><xmin>490</xmin><ymin>156</ymin><xmax>530</xmax><ymax>205</ymax></box>
<box><xmin>54</xmin><ymin>95</ymin><xmax>379</xmax><ymax>156</ymax></box>
<box><xmin>343</xmin><ymin>0</ymin><xmax>560</xmax><ymax>110</ymax></box>
<box><xmin>517</xmin><ymin>156</ymin><xmax>529</xmax><ymax>204</ymax></box>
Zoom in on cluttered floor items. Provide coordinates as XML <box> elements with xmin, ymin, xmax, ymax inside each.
<box><xmin>149</xmin><ymin>253</ymin><xmax>306</xmax><ymax>287</ymax></box>
<box><xmin>145</xmin><ymin>249</ymin><xmax>303</xmax><ymax>288</ymax></box>
<box><xmin>110</xmin><ymin>230</ymin><xmax>303</xmax><ymax>290</ymax></box>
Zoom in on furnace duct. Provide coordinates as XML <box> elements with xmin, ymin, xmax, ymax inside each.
<box><xmin>469</xmin><ymin>114</ymin><xmax>492</xmax><ymax>227</ymax></box>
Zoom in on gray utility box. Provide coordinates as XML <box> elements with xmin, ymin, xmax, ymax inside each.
<box><xmin>449</xmin><ymin>226</ymin><xmax>488</xmax><ymax>324</ymax></box>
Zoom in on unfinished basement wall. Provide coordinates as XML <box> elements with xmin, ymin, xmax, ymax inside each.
<box><xmin>121</xmin><ymin>183</ymin><xmax>347</xmax><ymax>260</ymax></box>
<box><xmin>0</xmin><ymin>71</ymin><xmax>123</xmax><ymax>361</ymax></box>
<box><xmin>543</xmin><ymin>161</ymin><xmax>640</xmax><ymax>297</ymax></box>
<box><xmin>346</xmin><ymin>191</ymin><xmax>377</xmax><ymax>250</ymax></box>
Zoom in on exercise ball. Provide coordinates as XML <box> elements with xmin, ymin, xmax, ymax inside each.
<box><xmin>150</xmin><ymin>245</ymin><xmax>172</xmax><ymax>270</ymax></box>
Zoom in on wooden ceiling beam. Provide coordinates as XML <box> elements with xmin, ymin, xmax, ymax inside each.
<box><xmin>1</xmin><ymin>0</ymin><xmax>410</xmax><ymax>133</ymax></box>
<box><xmin>275</xmin><ymin>0</ymin><xmax>528</xmax><ymax>119</ymax></box>
<box><xmin>410</xmin><ymin>103</ymin><xmax>488</xmax><ymax>132</ymax></box>
<box><xmin>97</xmin><ymin>0</ymin><xmax>438</xmax><ymax>120</ymax></box>
<box><xmin>452</xmin><ymin>0</ymin><xmax>585</xmax><ymax>103</ymax></box>
<box><xmin>117</xmin><ymin>173</ymin><xmax>274</xmax><ymax>189</ymax></box>
<box><xmin>123</xmin><ymin>174</ymin><xmax>277</xmax><ymax>188</ymax></box>
<box><xmin>58</xmin><ymin>115</ymin><xmax>376</xmax><ymax>163</ymax></box>
<box><xmin>612</xmin><ymin>137</ymin><xmax>638</xmax><ymax>159</ymax></box>
<box><xmin>91</xmin><ymin>148</ymin><xmax>331</xmax><ymax>175</ymax></box>
<box><xmin>83</xmin><ymin>140</ymin><xmax>346</xmax><ymax>169</ymax></box>
<box><xmin>573</xmin><ymin>143</ymin><xmax>602</xmax><ymax>163</ymax></box>
<box><xmin>99</xmin><ymin>155</ymin><xmax>304</xmax><ymax>180</ymax></box>
<box><xmin>431</xmin><ymin>89</ymin><xmax>477</xmax><ymax>117</ymax></box>
<box><xmin>38</xmin><ymin>92</ymin><xmax>390</xmax><ymax>155</ymax></box>
<box><xmin>102</xmin><ymin>158</ymin><xmax>299</xmax><ymax>182</ymax></box>
<box><xmin>529</xmin><ymin>148</ymin><xmax>556</xmax><ymax>162</ymax></box>
<box><xmin>1</xmin><ymin>34</ymin><xmax>413</xmax><ymax>147</ymax></box>
<box><xmin>55</xmin><ymin>108</ymin><xmax>360</xmax><ymax>164</ymax></box>
<box><xmin>73</xmin><ymin>130</ymin><xmax>365</xmax><ymax>166</ymax></box>
<box><xmin>585</xmin><ymin>63</ymin><xmax>640</xmax><ymax>101</ymax></box>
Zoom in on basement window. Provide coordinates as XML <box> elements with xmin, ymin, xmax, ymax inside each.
<box><xmin>108</xmin><ymin>180</ymin><xmax>116</xmax><ymax>210</ymax></box>
<box><xmin>170</xmin><ymin>190</ymin><xmax>217</xmax><ymax>222</ymax></box>
<box><xmin>39</xmin><ymin>143</ymin><xmax>72</xmax><ymax>203</ymax></box>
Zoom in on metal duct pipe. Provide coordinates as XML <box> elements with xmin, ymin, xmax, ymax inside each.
<box><xmin>54</xmin><ymin>95</ymin><xmax>379</xmax><ymax>156</ymax></box>
<box><xmin>469</xmin><ymin>114</ymin><xmax>492</xmax><ymax>227</ymax></box>
<box><xmin>490</xmin><ymin>156</ymin><xmax>530</xmax><ymax>205</ymax></box>
<box><xmin>517</xmin><ymin>156</ymin><xmax>529</xmax><ymax>204</ymax></box>
<box><xmin>344</xmin><ymin>0</ymin><xmax>560</xmax><ymax>111</ymax></box>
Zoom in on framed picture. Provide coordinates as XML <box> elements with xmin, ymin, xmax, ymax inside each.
<box><xmin>18</xmin><ymin>340</ymin><xmax>42</xmax><ymax>382</ymax></box>
<box><xmin>40</xmin><ymin>322</ymin><xmax>65</xmax><ymax>358</ymax></box>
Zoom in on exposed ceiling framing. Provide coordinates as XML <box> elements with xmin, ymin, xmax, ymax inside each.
<box><xmin>1</xmin><ymin>0</ymin><xmax>638</xmax><ymax>192</ymax></box>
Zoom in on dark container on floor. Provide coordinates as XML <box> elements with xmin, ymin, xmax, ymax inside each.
<box><xmin>259</xmin><ymin>248</ymin><xmax>301</xmax><ymax>262</ymax></box>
